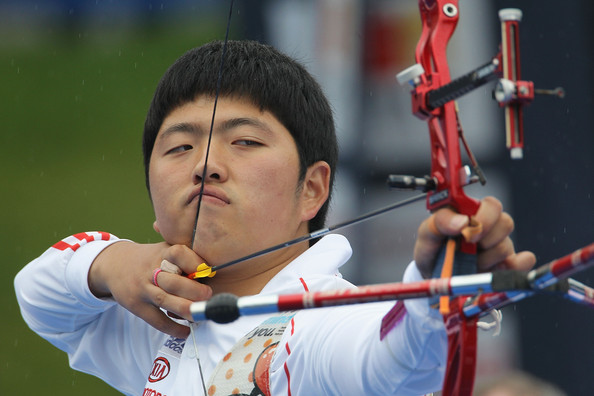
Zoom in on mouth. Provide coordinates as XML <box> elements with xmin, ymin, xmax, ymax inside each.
<box><xmin>187</xmin><ymin>186</ymin><xmax>230</xmax><ymax>206</ymax></box>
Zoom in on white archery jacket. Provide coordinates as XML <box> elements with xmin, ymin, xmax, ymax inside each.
<box><xmin>15</xmin><ymin>232</ymin><xmax>446</xmax><ymax>395</ymax></box>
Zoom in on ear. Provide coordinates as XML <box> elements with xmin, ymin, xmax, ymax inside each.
<box><xmin>299</xmin><ymin>161</ymin><xmax>331</xmax><ymax>222</ymax></box>
<box><xmin>153</xmin><ymin>221</ymin><xmax>161</xmax><ymax>234</ymax></box>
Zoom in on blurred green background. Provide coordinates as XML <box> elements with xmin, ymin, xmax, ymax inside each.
<box><xmin>1</xmin><ymin>3</ymin><xmax>235</xmax><ymax>394</ymax></box>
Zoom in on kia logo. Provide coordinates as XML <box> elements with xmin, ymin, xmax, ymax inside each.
<box><xmin>148</xmin><ymin>357</ymin><xmax>170</xmax><ymax>382</ymax></box>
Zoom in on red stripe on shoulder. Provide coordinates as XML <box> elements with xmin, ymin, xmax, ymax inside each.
<box><xmin>99</xmin><ymin>231</ymin><xmax>111</xmax><ymax>241</ymax></box>
<box><xmin>51</xmin><ymin>232</ymin><xmax>113</xmax><ymax>252</ymax></box>
<box><xmin>52</xmin><ymin>240</ymin><xmax>78</xmax><ymax>251</ymax></box>
<box><xmin>73</xmin><ymin>232</ymin><xmax>93</xmax><ymax>243</ymax></box>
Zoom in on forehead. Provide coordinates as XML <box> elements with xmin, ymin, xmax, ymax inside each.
<box><xmin>156</xmin><ymin>95</ymin><xmax>291</xmax><ymax>140</ymax></box>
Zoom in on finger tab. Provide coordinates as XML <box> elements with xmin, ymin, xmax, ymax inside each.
<box><xmin>461</xmin><ymin>217</ymin><xmax>483</xmax><ymax>243</ymax></box>
<box><xmin>160</xmin><ymin>259</ymin><xmax>182</xmax><ymax>275</ymax></box>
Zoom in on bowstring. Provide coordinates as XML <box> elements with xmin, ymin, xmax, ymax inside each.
<box><xmin>190</xmin><ymin>1</ymin><xmax>234</xmax><ymax>393</ymax></box>
<box><xmin>190</xmin><ymin>0</ymin><xmax>235</xmax><ymax>251</ymax></box>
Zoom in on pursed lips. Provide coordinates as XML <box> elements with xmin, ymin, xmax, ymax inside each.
<box><xmin>187</xmin><ymin>187</ymin><xmax>230</xmax><ymax>206</ymax></box>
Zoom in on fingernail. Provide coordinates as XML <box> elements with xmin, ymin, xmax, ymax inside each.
<box><xmin>450</xmin><ymin>214</ymin><xmax>468</xmax><ymax>230</ymax></box>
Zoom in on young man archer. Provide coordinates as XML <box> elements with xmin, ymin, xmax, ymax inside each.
<box><xmin>15</xmin><ymin>40</ymin><xmax>535</xmax><ymax>395</ymax></box>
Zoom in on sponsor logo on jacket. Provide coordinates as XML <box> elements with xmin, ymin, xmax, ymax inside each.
<box><xmin>148</xmin><ymin>357</ymin><xmax>170</xmax><ymax>383</ymax></box>
<box><xmin>142</xmin><ymin>387</ymin><xmax>167</xmax><ymax>396</ymax></box>
<box><xmin>164</xmin><ymin>337</ymin><xmax>185</xmax><ymax>354</ymax></box>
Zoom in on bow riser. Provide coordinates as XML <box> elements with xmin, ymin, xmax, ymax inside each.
<box><xmin>411</xmin><ymin>0</ymin><xmax>481</xmax><ymax>242</ymax></box>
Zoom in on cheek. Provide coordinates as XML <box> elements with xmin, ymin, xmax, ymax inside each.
<box><xmin>248</xmin><ymin>160</ymin><xmax>301</xmax><ymax>212</ymax></box>
<box><xmin>148</xmin><ymin>166</ymin><xmax>169</xmax><ymax>212</ymax></box>
<box><xmin>148</xmin><ymin>164</ymin><xmax>186</xmax><ymax>234</ymax></box>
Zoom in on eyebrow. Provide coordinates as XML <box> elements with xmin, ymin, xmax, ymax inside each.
<box><xmin>158</xmin><ymin>122</ymin><xmax>204</xmax><ymax>141</ymax></box>
<box><xmin>158</xmin><ymin>117</ymin><xmax>275</xmax><ymax>141</ymax></box>
<box><xmin>220</xmin><ymin>117</ymin><xmax>274</xmax><ymax>136</ymax></box>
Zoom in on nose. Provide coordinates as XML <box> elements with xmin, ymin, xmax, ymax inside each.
<box><xmin>192</xmin><ymin>144</ymin><xmax>227</xmax><ymax>185</ymax></box>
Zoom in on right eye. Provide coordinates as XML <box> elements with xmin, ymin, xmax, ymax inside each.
<box><xmin>166</xmin><ymin>144</ymin><xmax>193</xmax><ymax>154</ymax></box>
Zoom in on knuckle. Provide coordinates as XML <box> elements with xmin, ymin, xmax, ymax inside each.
<box><xmin>124</xmin><ymin>297</ymin><xmax>143</xmax><ymax>314</ymax></box>
<box><xmin>483</xmin><ymin>196</ymin><xmax>503</xmax><ymax>212</ymax></box>
<box><xmin>166</xmin><ymin>244</ymin><xmax>187</xmax><ymax>260</ymax></box>
<box><xmin>500</xmin><ymin>212</ymin><xmax>515</xmax><ymax>234</ymax></box>
<box><xmin>152</xmin><ymin>290</ymin><xmax>167</xmax><ymax>307</ymax></box>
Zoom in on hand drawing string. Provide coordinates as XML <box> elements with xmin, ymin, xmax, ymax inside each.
<box><xmin>190</xmin><ymin>0</ymin><xmax>235</xmax><ymax>251</ymax></box>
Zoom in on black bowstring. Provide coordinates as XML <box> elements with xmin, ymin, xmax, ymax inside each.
<box><xmin>190</xmin><ymin>0</ymin><xmax>235</xmax><ymax>251</ymax></box>
<box><xmin>189</xmin><ymin>1</ymin><xmax>234</xmax><ymax>394</ymax></box>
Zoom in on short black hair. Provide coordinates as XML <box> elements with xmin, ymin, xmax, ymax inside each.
<box><xmin>143</xmin><ymin>40</ymin><xmax>338</xmax><ymax>233</ymax></box>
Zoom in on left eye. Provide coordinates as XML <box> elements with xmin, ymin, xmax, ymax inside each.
<box><xmin>234</xmin><ymin>139</ymin><xmax>262</xmax><ymax>146</ymax></box>
<box><xmin>166</xmin><ymin>144</ymin><xmax>193</xmax><ymax>154</ymax></box>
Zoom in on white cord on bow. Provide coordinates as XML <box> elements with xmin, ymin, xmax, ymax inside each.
<box><xmin>477</xmin><ymin>309</ymin><xmax>503</xmax><ymax>336</ymax></box>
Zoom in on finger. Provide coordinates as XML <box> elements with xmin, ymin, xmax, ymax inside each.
<box><xmin>150</xmin><ymin>287</ymin><xmax>196</xmax><ymax>322</ymax></box>
<box><xmin>134</xmin><ymin>303</ymin><xmax>190</xmax><ymax>339</ymax></box>
<box><xmin>163</xmin><ymin>245</ymin><xmax>206</xmax><ymax>275</ymax></box>
<box><xmin>496</xmin><ymin>250</ymin><xmax>537</xmax><ymax>272</ymax></box>
<box><xmin>469</xmin><ymin>196</ymin><xmax>503</xmax><ymax>243</ymax></box>
<box><xmin>414</xmin><ymin>212</ymin><xmax>468</xmax><ymax>278</ymax></box>
<box><xmin>431</xmin><ymin>209</ymin><xmax>471</xmax><ymax>237</ymax></box>
<box><xmin>155</xmin><ymin>271</ymin><xmax>213</xmax><ymax>301</ymax></box>
<box><xmin>477</xmin><ymin>211</ymin><xmax>515</xmax><ymax>250</ymax></box>
<box><xmin>414</xmin><ymin>209</ymin><xmax>470</xmax><ymax>277</ymax></box>
<box><xmin>478</xmin><ymin>212</ymin><xmax>515</xmax><ymax>249</ymax></box>
<box><xmin>477</xmin><ymin>237</ymin><xmax>515</xmax><ymax>272</ymax></box>
<box><xmin>414</xmin><ymin>220</ymin><xmax>445</xmax><ymax>278</ymax></box>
